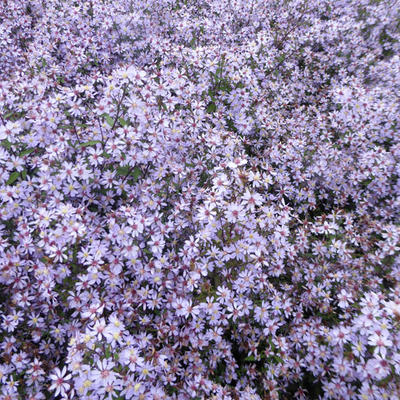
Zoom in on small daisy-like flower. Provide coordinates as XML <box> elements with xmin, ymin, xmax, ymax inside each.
<box><xmin>368</xmin><ymin>332</ymin><xmax>392</xmax><ymax>358</ymax></box>
<box><xmin>337</xmin><ymin>289</ymin><xmax>353</xmax><ymax>309</ymax></box>
<box><xmin>227</xmin><ymin>156</ymin><xmax>247</xmax><ymax>169</ymax></box>
<box><xmin>225</xmin><ymin>203</ymin><xmax>245</xmax><ymax>223</ymax></box>
<box><xmin>49</xmin><ymin>366</ymin><xmax>72</xmax><ymax>397</ymax></box>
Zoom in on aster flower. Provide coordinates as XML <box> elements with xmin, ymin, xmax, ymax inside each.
<box><xmin>49</xmin><ymin>367</ymin><xmax>72</xmax><ymax>397</ymax></box>
<box><xmin>1</xmin><ymin>0</ymin><xmax>400</xmax><ymax>398</ymax></box>
<box><xmin>368</xmin><ymin>332</ymin><xmax>392</xmax><ymax>358</ymax></box>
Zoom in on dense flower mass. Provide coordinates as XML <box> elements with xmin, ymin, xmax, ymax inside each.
<box><xmin>0</xmin><ymin>0</ymin><xmax>400</xmax><ymax>398</ymax></box>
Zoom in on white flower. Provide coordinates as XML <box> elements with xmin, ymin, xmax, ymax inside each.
<box><xmin>337</xmin><ymin>289</ymin><xmax>352</xmax><ymax>309</ymax></box>
<box><xmin>225</xmin><ymin>203</ymin><xmax>245</xmax><ymax>223</ymax></box>
<box><xmin>49</xmin><ymin>366</ymin><xmax>72</xmax><ymax>397</ymax></box>
<box><xmin>385</xmin><ymin>300</ymin><xmax>400</xmax><ymax>320</ymax></box>
<box><xmin>227</xmin><ymin>156</ymin><xmax>247</xmax><ymax>169</ymax></box>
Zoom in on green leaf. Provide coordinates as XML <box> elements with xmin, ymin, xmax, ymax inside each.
<box><xmin>207</xmin><ymin>102</ymin><xmax>216</xmax><ymax>113</ymax></box>
<box><xmin>104</xmin><ymin>114</ymin><xmax>115</xmax><ymax>127</ymax></box>
<box><xmin>79</xmin><ymin>140</ymin><xmax>102</xmax><ymax>148</ymax></box>
<box><xmin>277</xmin><ymin>54</ymin><xmax>286</xmax><ymax>63</ymax></box>
<box><xmin>20</xmin><ymin>148</ymin><xmax>35</xmax><ymax>156</ymax></box>
<box><xmin>21</xmin><ymin>169</ymin><xmax>27</xmax><ymax>179</ymax></box>
<box><xmin>117</xmin><ymin>166</ymin><xmax>141</xmax><ymax>181</ymax></box>
<box><xmin>117</xmin><ymin>166</ymin><xmax>130</xmax><ymax>176</ymax></box>
<box><xmin>132</xmin><ymin>167</ymin><xmax>141</xmax><ymax>181</ymax></box>
<box><xmin>1</xmin><ymin>140</ymin><xmax>12</xmax><ymax>150</ymax></box>
<box><xmin>189</xmin><ymin>36</ymin><xmax>196</xmax><ymax>49</ymax></box>
<box><xmin>7</xmin><ymin>171</ymin><xmax>19</xmax><ymax>185</ymax></box>
<box><xmin>119</xmin><ymin>117</ymin><xmax>129</xmax><ymax>127</ymax></box>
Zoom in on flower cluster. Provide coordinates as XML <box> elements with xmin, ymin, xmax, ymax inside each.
<box><xmin>1</xmin><ymin>0</ymin><xmax>400</xmax><ymax>399</ymax></box>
